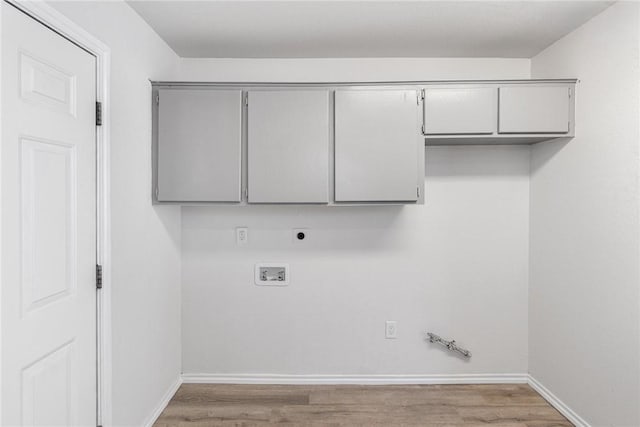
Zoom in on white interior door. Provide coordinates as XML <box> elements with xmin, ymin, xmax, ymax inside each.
<box><xmin>1</xmin><ymin>4</ymin><xmax>97</xmax><ymax>426</ymax></box>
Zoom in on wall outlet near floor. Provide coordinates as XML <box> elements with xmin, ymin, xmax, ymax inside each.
<box><xmin>385</xmin><ymin>321</ymin><xmax>398</xmax><ymax>339</ymax></box>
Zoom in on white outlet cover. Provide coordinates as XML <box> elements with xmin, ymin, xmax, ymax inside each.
<box><xmin>236</xmin><ymin>227</ymin><xmax>248</xmax><ymax>245</ymax></box>
<box><xmin>385</xmin><ymin>321</ymin><xmax>398</xmax><ymax>339</ymax></box>
<box><xmin>255</xmin><ymin>263</ymin><xmax>290</xmax><ymax>286</ymax></box>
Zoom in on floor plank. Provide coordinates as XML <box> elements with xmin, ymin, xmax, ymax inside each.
<box><xmin>154</xmin><ymin>384</ymin><xmax>573</xmax><ymax>427</ymax></box>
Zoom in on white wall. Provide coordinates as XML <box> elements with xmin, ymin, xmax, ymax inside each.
<box><xmin>179</xmin><ymin>59</ymin><xmax>532</xmax><ymax>378</ymax></box>
<box><xmin>530</xmin><ymin>3</ymin><xmax>640</xmax><ymax>426</ymax></box>
<box><xmin>179</xmin><ymin>57</ymin><xmax>530</xmax><ymax>82</ymax></box>
<box><xmin>48</xmin><ymin>2</ymin><xmax>182</xmax><ymax>426</ymax></box>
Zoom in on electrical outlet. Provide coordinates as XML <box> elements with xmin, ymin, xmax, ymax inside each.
<box><xmin>236</xmin><ymin>227</ymin><xmax>248</xmax><ymax>245</ymax></box>
<box><xmin>293</xmin><ymin>228</ymin><xmax>308</xmax><ymax>242</ymax></box>
<box><xmin>385</xmin><ymin>321</ymin><xmax>397</xmax><ymax>339</ymax></box>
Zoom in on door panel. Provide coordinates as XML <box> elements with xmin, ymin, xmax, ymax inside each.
<box><xmin>248</xmin><ymin>90</ymin><xmax>329</xmax><ymax>203</ymax></box>
<box><xmin>19</xmin><ymin>52</ymin><xmax>78</xmax><ymax>116</ymax></box>
<box><xmin>20</xmin><ymin>138</ymin><xmax>76</xmax><ymax>313</ymax></box>
<box><xmin>424</xmin><ymin>87</ymin><xmax>496</xmax><ymax>135</ymax></box>
<box><xmin>498</xmin><ymin>86</ymin><xmax>570</xmax><ymax>134</ymax></box>
<box><xmin>2</xmin><ymin>4</ymin><xmax>97</xmax><ymax>426</ymax></box>
<box><xmin>21</xmin><ymin>341</ymin><xmax>75</xmax><ymax>426</ymax></box>
<box><xmin>157</xmin><ymin>89</ymin><xmax>242</xmax><ymax>202</ymax></box>
<box><xmin>335</xmin><ymin>90</ymin><xmax>420</xmax><ymax>202</ymax></box>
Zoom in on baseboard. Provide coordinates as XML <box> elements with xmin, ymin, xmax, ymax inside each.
<box><xmin>141</xmin><ymin>375</ymin><xmax>183</xmax><ymax>427</ymax></box>
<box><xmin>181</xmin><ymin>373</ymin><xmax>528</xmax><ymax>385</ymax></box>
<box><xmin>527</xmin><ymin>375</ymin><xmax>590</xmax><ymax>427</ymax></box>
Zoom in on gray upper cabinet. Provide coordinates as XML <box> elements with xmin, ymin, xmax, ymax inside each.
<box><xmin>335</xmin><ymin>90</ymin><xmax>422</xmax><ymax>203</ymax></box>
<box><xmin>498</xmin><ymin>86</ymin><xmax>570</xmax><ymax>134</ymax></box>
<box><xmin>152</xmin><ymin>79</ymin><xmax>575</xmax><ymax>205</ymax></box>
<box><xmin>247</xmin><ymin>90</ymin><xmax>330</xmax><ymax>203</ymax></box>
<box><xmin>424</xmin><ymin>87</ymin><xmax>496</xmax><ymax>135</ymax></box>
<box><xmin>157</xmin><ymin>89</ymin><xmax>242</xmax><ymax>202</ymax></box>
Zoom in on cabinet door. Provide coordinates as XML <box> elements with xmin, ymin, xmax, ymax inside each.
<box><xmin>424</xmin><ymin>87</ymin><xmax>496</xmax><ymax>135</ymax></box>
<box><xmin>157</xmin><ymin>89</ymin><xmax>242</xmax><ymax>202</ymax></box>
<box><xmin>335</xmin><ymin>90</ymin><xmax>420</xmax><ymax>202</ymax></box>
<box><xmin>248</xmin><ymin>90</ymin><xmax>329</xmax><ymax>203</ymax></box>
<box><xmin>498</xmin><ymin>86</ymin><xmax>570</xmax><ymax>134</ymax></box>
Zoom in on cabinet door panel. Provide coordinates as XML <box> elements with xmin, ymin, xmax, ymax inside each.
<box><xmin>157</xmin><ymin>89</ymin><xmax>242</xmax><ymax>202</ymax></box>
<box><xmin>335</xmin><ymin>90</ymin><xmax>420</xmax><ymax>202</ymax></box>
<box><xmin>248</xmin><ymin>90</ymin><xmax>329</xmax><ymax>203</ymax></box>
<box><xmin>499</xmin><ymin>86</ymin><xmax>570</xmax><ymax>134</ymax></box>
<box><xmin>424</xmin><ymin>87</ymin><xmax>496</xmax><ymax>135</ymax></box>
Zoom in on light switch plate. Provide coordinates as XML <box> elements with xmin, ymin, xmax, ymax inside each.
<box><xmin>255</xmin><ymin>263</ymin><xmax>290</xmax><ymax>286</ymax></box>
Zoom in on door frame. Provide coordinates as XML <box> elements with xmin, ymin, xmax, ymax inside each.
<box><xmin>0</xmin><ymin>1</ymin><xmax>112</xmax><ymax>425</ymax></box>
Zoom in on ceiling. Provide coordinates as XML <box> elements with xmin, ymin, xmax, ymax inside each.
<box><xmin>127</xmin><ymin>1</ymin><xmax>612</xmax><ymax>58</ymax></box>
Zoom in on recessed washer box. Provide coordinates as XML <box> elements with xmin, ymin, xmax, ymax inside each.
<box><xmin>255</xmin><ymin>263</ymin><xmax>290</xmax><ymax>286</ymax></box>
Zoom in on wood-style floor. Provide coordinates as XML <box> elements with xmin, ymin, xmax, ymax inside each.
<box><xmin>154</xmin><ymin>384</ymin><xmax>573</xmax><ymax>426</ymax></box>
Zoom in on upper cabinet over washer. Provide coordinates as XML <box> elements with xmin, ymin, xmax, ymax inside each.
<box><xmin>152</xmin><ymin>79</ymin><xmax>575</xmax><ymax>205</ymax></box>
<box><xmin>247</xmin><ymin>90</ymin><xmax>330</xmax><ymax>204</ymax></box>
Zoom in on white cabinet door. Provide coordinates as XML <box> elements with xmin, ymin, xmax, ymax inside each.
<box><xmin>335</xmin><ymin>90</ymin><xmax>420</xmax><ymax>202</ymax></box>
<box><xmin>248</xmin><ymin>90</ymin><xmax>329</xmax><ymax>203</ymax></box>
<box><xmin>498</xmin><ymin>86</ymin><xmax>570</xmax><ymax>134</ymax></box>
<box><xmin>424</xmin><ymin>87</ymin><xmax>496</xmax><ymax>135</ymax></box>
<box><xmin>157</xmin><ymin>89</ymin><xmax>242</xmax><ymax>202</ymax></box>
